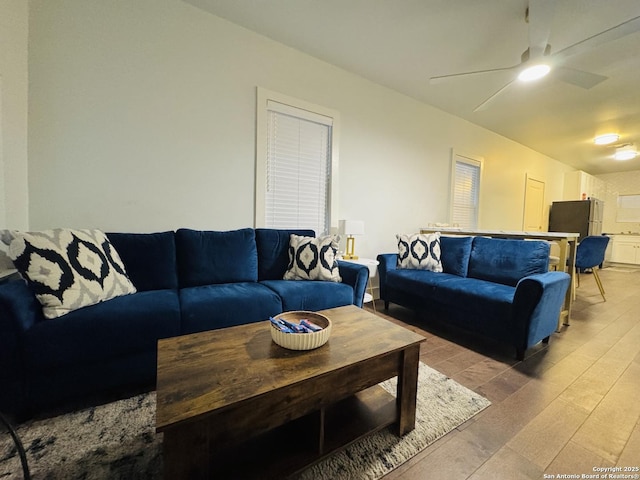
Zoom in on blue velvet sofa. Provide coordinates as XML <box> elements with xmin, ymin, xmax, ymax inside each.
<box><xmin>0</xmin><ymin>228</ymin><xmax>369</xmax><ymax>419</ymax></box>
<box><xmin>377</xmin><ymin>236</ymin><xmax>571</xmax><ymax>360</ymax></box>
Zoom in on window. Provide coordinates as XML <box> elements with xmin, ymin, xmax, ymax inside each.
<box><xmin>616</xmin><ymin>194</ymin><xmax>640</xmax><ymax>222</ymax></box>
<box><xmin>450</xmin><ymin>153</ymin><xmax>482</xmax><ymax>229</ymax></box>
<box><xmin>255</xmin><ymin>88</ymin><xmax>339</xmax><ymax>235</ymax></box>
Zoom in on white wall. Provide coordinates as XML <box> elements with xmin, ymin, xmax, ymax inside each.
<box><xmin>0</xmin><ymin>75</ymin><xmax>3</xmax><ymax>228</ymax></box>
<box><xmin>597</xmin><ymin>171</ymin><xmax>640</xmax><ymax>234</ymax></box>
<box><xmin>0</xmin><ymin>0</ymin><xmax>29</xmax><ymax>230</ymax></box>
<box><xmin>27</xmin><ymin>0</ymin><xmax>573</xmax><ymax>259</ymax></box>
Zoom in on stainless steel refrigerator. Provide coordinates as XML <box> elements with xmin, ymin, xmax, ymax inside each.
<box><xmin>548</xmin><ymin>199</ymin><xmax>604</xmax><ymax>242</ymax></box>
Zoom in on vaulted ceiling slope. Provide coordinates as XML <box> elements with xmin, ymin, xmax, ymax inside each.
<box><xmin>185</xmin><ymin>0</ymin><xmax>640</xmax><ymax>175</ymax></box>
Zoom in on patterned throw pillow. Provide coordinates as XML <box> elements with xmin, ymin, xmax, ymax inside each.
<box><xmin>284</xmin><ymin>234</ymin><xmax>342</xmax><ymax>282</ymax></box>
<box><xmin>396</xmin><ymin>232</ymin><xmax>443</xmax><ymax>272</ymax></box>
<box><xmin>8</xmin><ymin>229</ymin><xmax>137</xmax><ymax>319</ymax></box>
<box><xmin>0</xmin><ymin>230</ymin><xmax>17</xmax><ymax>271</ymax></box>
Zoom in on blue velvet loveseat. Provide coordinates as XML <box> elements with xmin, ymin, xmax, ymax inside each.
<box><xmin>377</xmin><ymin>235</ymin><xmax>570</xmax><ymax>360</ymax></box>
<box><xmin>0</xmin><ymin>228</ymin><xmax>368</xmax><ymax>419</ymax></box>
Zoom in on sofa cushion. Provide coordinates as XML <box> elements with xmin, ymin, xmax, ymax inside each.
<box><xmin>383</xmin><ymin>268</ymin><xmax>515</xmax><ymax>330</ymax></box>
<box><xmin>107</xmin><ymin>231</ymin><xmax>178</xmax><ymax>291</ymax></box>
<box><xmin>468</xmin><ymin>237</ymin><xmax>550</xmax><ymax>287</ymax></box>
<box><xmin>430</xmin><ymin>275</ymin><xmax>516</xmax><ymax>321</ymax></box>
<box><xmin>261</xmin><ymin>279</ymin><xmax>354</xmax><ymax>311</ymax></box>
<box><xmin>26</xmin><ymin>350</ymin><xmax>159</xmax><ymax>414</ymax></box>
<box><xmin>440</xmin><ymin>236</ymin><xmax>473</xmax><ymax>277</ymax></box>
<box><xmin>284</xmin><ymin>234</ymin><xmax>341</xmax><ymax>282</ymax></box>
<box><xmin>256</xmin><ymin>228</ymin><xmax>315</xmax><ymax>280</ymax></box>
<box><xmin>396</xmin><ymin>233</ymin><xmax>443</xmax><ymax>272</ymax></box>
<box><xmin>176</xmin><ymin>228</ymin><xmax>258</xmax><ymax>287</ymax></box>
<box><xmin>9</xmin><ymin>229</ymin><xmax>136</xmax><ymax>319</ymax></box>
<box><xmin>179</xmin><ymin>282</ymin><xmax>283</xmax><ymax>333</ymax></box>
<box><xmin>385</xmin><ymin>269</ymin><xmax>457</xmax><ymax>300</ymax></box>
<box><xmin>24</xmin><ymin>289</ymin><xmax>181</xmax><ymax>372</ymax></box>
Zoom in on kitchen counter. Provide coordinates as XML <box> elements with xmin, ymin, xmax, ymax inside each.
<box><xmin>607</xmin><ymin>235</ymin><xmax>640</xmax><ymax>265</ymax></box>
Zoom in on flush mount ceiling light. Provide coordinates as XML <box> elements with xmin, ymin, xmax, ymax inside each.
<box><xmin>517</xmin><ymin>64</ymin><xmax>551</xmax><ymax>82</ymax></box>
<box><xmin>594</xmin><ymin>133</ymin><xmax>620</xmax><ymax>145</ymax></box>
<box><xmin>613</xmin><ymin>144</ymin><xmax>638</xmax><ymax>161</ymax></box>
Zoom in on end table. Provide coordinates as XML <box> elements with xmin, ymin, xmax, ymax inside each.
<box><xmin>340</xmin><ymin>257</ymin><xmax>379</xmax><ymax>311</ymax></box>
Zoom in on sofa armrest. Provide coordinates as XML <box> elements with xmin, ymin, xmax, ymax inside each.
<box><xmin>0</xmin><ymin>280</ymin><xmax>43</xmax><ymax>335</ymax></box>
<box><xmin>337</xmin><ymin>261</ymin><xmax>369</xmax><ymax>308</ymax></box>
<box><xmin>376</xmin><ymin>254</ymin><xmax>397</xmax><ymax>301</ymax></box>
<box><xmin>512</xmin><ymin>271</ymin><xmax>571</xmax><ymax>350</ymax></box>
<box><xmin>0</xmin><ymin>280</ymin><xmax>42</xmax><ymax>417</ymax></box>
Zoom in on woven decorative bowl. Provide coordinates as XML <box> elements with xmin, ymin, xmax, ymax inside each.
<box><xmin>270</xmin><ymin>311</ymin><xmax>332</xmax><ymax>350</ymax></box>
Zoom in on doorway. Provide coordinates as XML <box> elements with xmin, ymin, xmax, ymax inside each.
<box><xmin>523</xmin><ymin>175</ymin><xmax>545</xmax><ymax>231</ymax></box>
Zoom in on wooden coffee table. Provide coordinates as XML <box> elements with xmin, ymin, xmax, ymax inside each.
<box><xmin>156</xmin><ymin>304</ymin><xmax>425</xmax><ymax>479</ymax></box>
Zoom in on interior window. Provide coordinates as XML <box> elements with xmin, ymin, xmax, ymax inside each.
<box><xmin>255</xmin><ymin>88</ymin><xmax>339</xmax><ymax>235</ymax></box>
<box><xmin>451</xmin><ymin>153</ymin><xmax>482</xmax><ymax>229</ymax></box>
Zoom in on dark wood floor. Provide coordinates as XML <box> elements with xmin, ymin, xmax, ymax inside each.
<box><xmin>366</xmin><ymin>265</ymin><xmax>640</xmax><ymax>479</ymax></box>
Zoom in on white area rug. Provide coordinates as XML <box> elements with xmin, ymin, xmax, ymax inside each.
<box><xmin>0</xmin><ymin>363</ymin><xmax>490</xmax><ymax>480</ymax></box>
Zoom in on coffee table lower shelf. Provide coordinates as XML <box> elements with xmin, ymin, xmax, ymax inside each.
<box><xmin>168</xmin><ymin>384</ymin><xmax>398</xmax><ymax>479</ymax></box>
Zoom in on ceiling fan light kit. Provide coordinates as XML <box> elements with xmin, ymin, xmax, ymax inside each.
<box><xmin>518</xmin><ymin>64</ymin><xmax>551</xmax><ymax>82</ymax></box>
<box><xmin>429</xmin><ymin>1</ymin><xmax>640</xmax><ymax>112</ymax></box>
<box><xmin>594</xmin><ymin>133</ymin><xmax>620</xmax><ymax>145</ymax></box>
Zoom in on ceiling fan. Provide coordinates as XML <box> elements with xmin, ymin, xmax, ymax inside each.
<box><xmin>429</xmin><ymin>0</ymin><xmax>640</xmax><ymax>112</ymax></box>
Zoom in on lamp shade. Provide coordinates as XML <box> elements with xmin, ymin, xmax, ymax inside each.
<box><xmin>339</xmin><ymin>220</ymin><xmax>365</xmax><ymax>236</ymax></box>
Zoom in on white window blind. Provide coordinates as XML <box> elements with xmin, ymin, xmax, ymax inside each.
<box><xmin>616</xmin><ymin>194</ymin><xmax>640</xmax><ymax>222</ymax></box>
<box><xmin>264</xmin><ymin>100</ymin><xmax>333</xmax><ymax>235</ymax></box>
<box><xmin>452</xmin><ymin>156</ymin><xmax>481</xmax><ymax>229</ymax></box>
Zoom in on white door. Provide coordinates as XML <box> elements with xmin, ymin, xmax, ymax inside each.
<box><xmin>523</xmin><ymin>176</ymin><xmax>545</xmax><ymax>231</ymax></box>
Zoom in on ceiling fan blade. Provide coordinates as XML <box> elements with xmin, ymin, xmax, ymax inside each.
<box><xmin>527</xmin><ymin>0</ymin><xmax>556</xmax><ymax>58</ymax></box>
<box><xmin>552</xmin><ymin>15</ymin><xmax>640</xmax><ymax>62</ymax></box>
<box><xmin>429</xmin><ymin>65</ymin><xmax>517</xmax><ymax>84</ymax></box>
<box><xmin>554</xmin><ymin>66</ymin><xmax>608</xmax><ymax>89</ymax></box>
<box><xmin>473</xmin><ymin>79</ymin><xmax>517</xmax><ymax>112</ymax></box>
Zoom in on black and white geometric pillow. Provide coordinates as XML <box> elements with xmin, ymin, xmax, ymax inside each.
<box><xmin>8</xmin><ymin>229</ymin><xmax>137</xmax><ymax>319</ymax></box>
<box><xmin>0</xmin><ymin>229</ymin><xmax>17</xmax><ymax>271</ymax></box>
<box><xmin>396</xmin><ymin>232</ymin><xmax>443</xmax><ymax>272</ymax></box>
<box><xmin>284</xmin><ymin>234</ymin><xmax>342</xmax><ymax>282</ymax></box>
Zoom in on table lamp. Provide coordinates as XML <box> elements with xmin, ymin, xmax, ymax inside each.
<box><xmin>339</xmin><ymin>220</ymin><xmax>365</xmax><ymax>259</ymax></box>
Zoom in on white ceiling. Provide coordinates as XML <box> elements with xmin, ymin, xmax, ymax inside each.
<box><xmin>186</xmin><ymin>0</ymin><xmax>640</xmax><ymax>175</ymax></box>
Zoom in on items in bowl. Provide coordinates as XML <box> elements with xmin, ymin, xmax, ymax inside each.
<box><xmin>270</xmin><ymin>317</ymin><xmax>322</xmax><ymax>333</ymax></box>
